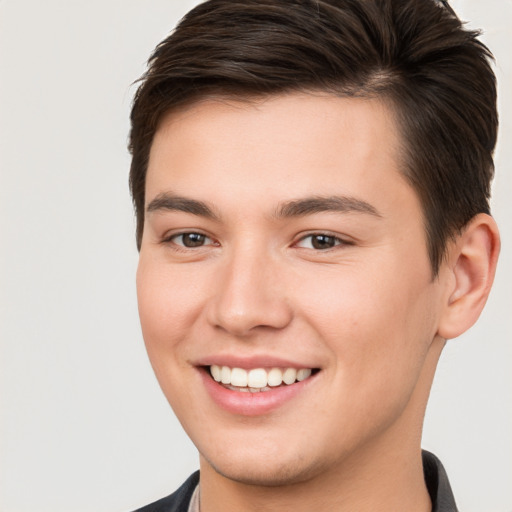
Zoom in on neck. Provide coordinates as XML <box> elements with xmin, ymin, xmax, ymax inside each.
<box><xmin>199</xmin><ymin>336</ymin><xmax>445</xmax><ymax>512</ymax></box>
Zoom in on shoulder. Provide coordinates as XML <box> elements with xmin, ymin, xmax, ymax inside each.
<box><xmin>131</xmin><ymin>471</ymin><xmax>200</xmax><ymax>512</ymax></box>
<box><xmin>422</xmin><ymin>451</ymin><xmax>459</xmax><ymax>512</ymax></box>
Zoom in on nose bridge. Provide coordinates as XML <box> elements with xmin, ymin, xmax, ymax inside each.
<box><xmin>207</xmin><ymin>238</ymin><xmax>292</xmax><ymax>335</ymax></box>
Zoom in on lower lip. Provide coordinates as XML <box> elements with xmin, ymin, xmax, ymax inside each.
<box><xmin>199</xmin><ymin>368</ymin><xmax>317</xmax><ymax>416</ymax></box>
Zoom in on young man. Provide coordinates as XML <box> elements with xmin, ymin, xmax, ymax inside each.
<box><xmin>128</xmin><ymin>1</ymin><xmax>500</xmax><ymax>510</ymax></box>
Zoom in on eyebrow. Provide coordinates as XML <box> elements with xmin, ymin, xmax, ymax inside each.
<box><xmin>275</xmin><ymin>195</ymin><xmax>382</xmax><ymax>218</ymax></box>
<box><xmin>146</xmin><ymin>192</ymin><xmax>381</xmax><ymax>221</ymax></box>
<box><xmin>146</xmin><ymin>193</ymin><xmax>220</xmax><ymax>220</ymax></box>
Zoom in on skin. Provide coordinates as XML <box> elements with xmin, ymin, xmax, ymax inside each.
<box><xmin>137</xmin><ymin>93</ymin><xmax>499</xmax><ymax>512</ymax></box>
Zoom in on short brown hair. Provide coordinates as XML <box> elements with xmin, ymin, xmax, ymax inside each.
<box><xmin>129</xmin><ymin>0</ymin><xmax>497</xmax><ymax>274</ymax></box>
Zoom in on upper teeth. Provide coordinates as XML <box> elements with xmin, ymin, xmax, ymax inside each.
<box><xmin>210</xmin><ymin>365</ymin><xmax>312</xmax><ymax>388</ymax></box>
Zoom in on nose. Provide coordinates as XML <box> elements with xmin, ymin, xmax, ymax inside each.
<box><xmin>206</xmin><ymin>246</ymin><xmax>293</xmax><ymax>337</ymax></box>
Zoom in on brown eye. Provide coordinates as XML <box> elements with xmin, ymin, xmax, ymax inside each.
<box><xmin>296</xmin><ymin>234</ymin><xmax>342</xmax><ymax>250</ymax></box>
<box><xmin>311</xmin><ymin>235</ymin><xmax>337</xmax><ymax>250</ymax></box>
<box><xmin>173</xmin><ymin>233</ymin><xmax>210</xmax><ymax>247</ymax></box>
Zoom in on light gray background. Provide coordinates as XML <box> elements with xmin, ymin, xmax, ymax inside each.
<box><xmin>0</xmin><ymin>1</ymin><xmax>510</xmax><ymax>511</ymax></box>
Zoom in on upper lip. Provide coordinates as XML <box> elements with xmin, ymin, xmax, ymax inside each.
<box><xmin>193</xmin><ymin>354</ymin><xmax>320</xmax><ymax>370</ymax></box>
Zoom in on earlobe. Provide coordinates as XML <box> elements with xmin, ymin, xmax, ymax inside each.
<box><xmin>437</xmin><ymin>213</ymin><xmax>500</xmax><ymax>340</ymax></box>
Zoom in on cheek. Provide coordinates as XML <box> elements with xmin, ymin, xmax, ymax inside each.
<box><xmin>296</xmin><ymin>264</ymin><xmax>403</xmax><ymax>331</ymax></box>
<box><xmin>295</xmin><ymin>262</ymin><xmax>436</xmax><ymax>381</ymax></box>
<box><xmin>296</xmin><ymin>269</ymin><xmax>437</xmax><ymax>444</ymax></box>
<box><xmin>137</xmin><ymin>258</ymin><xmax>203</xmax><ymax>335</ymax></box>
<box><xmin>136</xmin><ymin>258</ymin><xmax>206</xmax><ymax>377</ymax></box>
<box><xmin>136</xmin><ymin>259</ymin><xmax>205</xmax><ymax>413</ymax></box>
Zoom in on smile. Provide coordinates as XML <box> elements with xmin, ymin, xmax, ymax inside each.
<box><xmin>200</xmin><ymin>363</ymin><xmax>320</xmax><ymax>416</ymax></box>
<box><xmin>209</xmin><ymin>365</ymin><xmax>314</xmax><ymax>392</ymax></box>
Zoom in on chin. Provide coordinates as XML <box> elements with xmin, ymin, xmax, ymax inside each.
<box><xmin>200</xmin><ymin>448</ymin><xmax>326</xmax><ymax>487</ymax></box>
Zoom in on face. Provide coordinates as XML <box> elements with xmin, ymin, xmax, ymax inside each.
<box><xmin>137</xmin><ymin>93</ymin><xmax>447</xmax><ymax>486</ymax></box>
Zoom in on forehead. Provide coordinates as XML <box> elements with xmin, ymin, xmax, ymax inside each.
<box><xmin>146</xmin><ymin>92</ymin><xmax>416</xmax><ymax>221</ymax></box>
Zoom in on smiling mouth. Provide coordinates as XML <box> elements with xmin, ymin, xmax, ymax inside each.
<box><xmin>208</xmin><ymin>365</ymin><xmax>318</xmax><ymax>392</ymax></box>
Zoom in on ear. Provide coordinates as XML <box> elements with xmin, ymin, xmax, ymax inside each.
<box><xmin>437</xmin><ymin>213</ymin><xmax>500</xmax><ymax>340</ymax></box>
